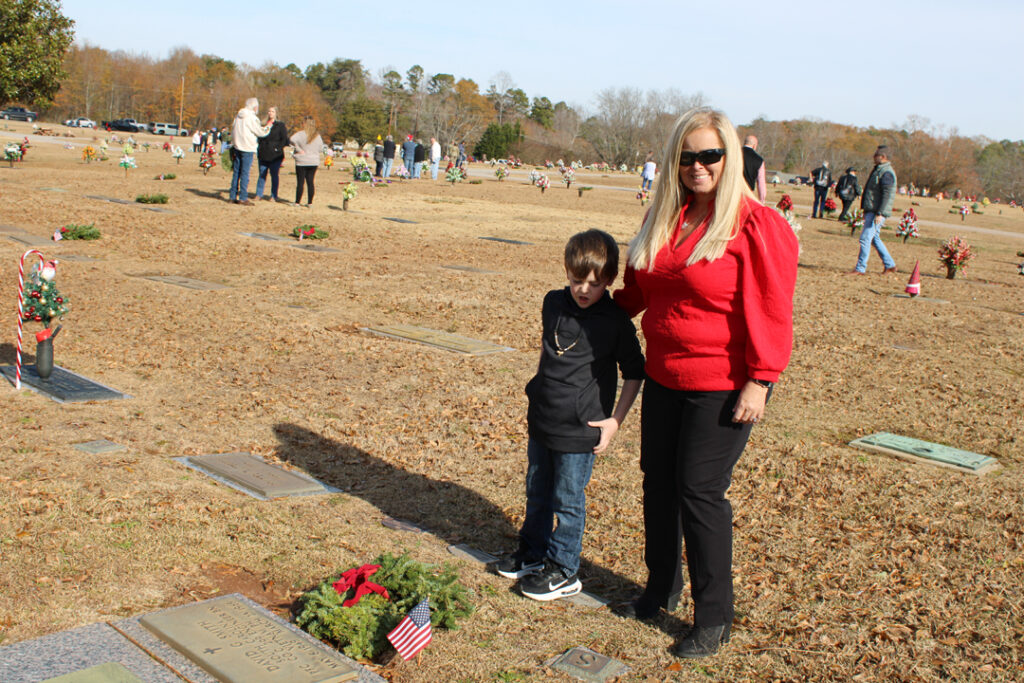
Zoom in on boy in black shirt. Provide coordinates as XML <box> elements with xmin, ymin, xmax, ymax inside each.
<box><xmin>495</xmin><ymin>230</ymin><xmax>644</xmax><ymax>600</ymax></box>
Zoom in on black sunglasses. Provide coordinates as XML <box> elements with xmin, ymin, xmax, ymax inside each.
<box><xmin>679</xmin><ymin>148</ymin><xmax>725</xmax><ymax>166</ymax></box>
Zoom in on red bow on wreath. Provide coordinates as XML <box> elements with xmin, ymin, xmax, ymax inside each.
<box><xmin>332</xmin><ymin>564</ymin><xmax>390</xmax><ymax>607</ymax></box>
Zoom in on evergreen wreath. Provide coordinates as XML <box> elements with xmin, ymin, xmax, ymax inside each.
<box><xmin>136</xmin><ymin>193</ymin><xmax>168</xmax><ymax>204</ymax></box>
<box><xmin>55</xmin><ymin>223</ymin><xmax>100</xmax><ymax>240</ymax></box>
<box><xmin>295</xmin><ymin>552</ymin><xmax>473</xmax><ymax>661</ymax></box>
<box><xmin>292</xmin><ymin>224</ymin><xmax>329</xmax><ymax>239</ymax></box>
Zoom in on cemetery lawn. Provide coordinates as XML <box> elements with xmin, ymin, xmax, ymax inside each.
<box><xmin>1</xmin><ymin>121</ymin><xmax>1023</xmax><ymax>681</ymax></box>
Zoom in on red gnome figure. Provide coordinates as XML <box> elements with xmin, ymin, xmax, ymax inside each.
<box><xmin>905</xmin><ymin>260</ymin><xmax>921</xmax><ymax>297</ymax></box>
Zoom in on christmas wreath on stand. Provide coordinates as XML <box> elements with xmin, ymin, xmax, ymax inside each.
<box><xmin>295</xmin><ymin>552</ymin><xmax>473</xmax><ymax>661</ymax></box>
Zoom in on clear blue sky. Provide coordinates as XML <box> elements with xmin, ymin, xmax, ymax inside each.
<box><xmin>61</xmin><ymin>0</ymin><xmax>1023</xmax><ymax>141</ymax></box>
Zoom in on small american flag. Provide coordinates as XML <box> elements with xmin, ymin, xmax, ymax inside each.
<box><xmin>387</xmin><ymin>598</ymin><xmax>432</xmax><ymax>660</ymax></box>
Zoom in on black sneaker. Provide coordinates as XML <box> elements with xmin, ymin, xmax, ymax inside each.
<box><xmin>493</xmin><ymin>552</ymin><xmax>544</xmax><ymax>579</ymax></box>
<box><xmin>519</xmin><ymin>560</ymin><xmax>582</xmax><ymax>601</ymax></box>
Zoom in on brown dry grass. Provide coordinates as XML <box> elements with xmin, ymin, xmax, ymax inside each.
<box><xmin>0</xmin><ymin>120</ymin><xmax>1022</xmax><ymax>682</ymax></box>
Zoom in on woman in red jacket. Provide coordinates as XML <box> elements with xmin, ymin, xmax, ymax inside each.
<box><xmin>614</xmin><ymin>108</ymin><xmax>798</xmax><ymax>658</ymax></box>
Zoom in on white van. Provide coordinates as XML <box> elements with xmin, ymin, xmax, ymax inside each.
<box><xmin>153</xmin><ymin>122</ymin><xmax>187</xmax><ymax>136</ymax></box>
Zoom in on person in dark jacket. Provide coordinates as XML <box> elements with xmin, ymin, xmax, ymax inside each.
<box><xmin>493</xmin><ymin>229</ymin><xmax>644</xmax><ymax>602</ymax></box>
<box><xmin>373</xmin><ymin>136</ymin><xmax>385</xmax><ymax>177</ymax></box>
<box><xmin>412</xmin><ymin>138</ymin><xmax>426</xmax><ymax>179</ymax></box>
<box><xmin>848</xmin><ymin>146</ymin><xmax>898</xmax><ymax>274</ymax></box>
<box><xmin>401</xmin><ymin>134</ymin><xmax>416</xmax><ymax>176</ymax></box>
<box><xmin>255</xmin><ymin>107</ymin><xmax>289</xmax><ymax>201</ymax></box>
<box><xmin>834</xmin><ymin>167</ymin><xmax>860</xmax><ymax>221</ymax></box>
<box><xmin>741</xmin><ymin>135</ymin><xmax>766</xmax><ymax>203</ymax></box>
<box><xmin>810</xmin><ymin>161</ymin><xmax>832</xmax><ymax>218</ymax></box>
<box><xmin>381</xmin><ymin>134</ymin><xmax>396</xmax><ymax>177</ymax></box>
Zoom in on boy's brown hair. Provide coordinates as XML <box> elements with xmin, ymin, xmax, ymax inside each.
<box><xmin>564</xmin><ymin>229</ymin><xmax>619</xmax><ymax>283</ymax></box>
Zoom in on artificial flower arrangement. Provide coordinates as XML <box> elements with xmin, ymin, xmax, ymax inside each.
<box><xmin>895</xmin><ymin>208</ymin><xmax>919</xmax><ymax>242</ymax></box>
<box><xmin>155</xmin><ymin>173</ymin><xmax>176</xmax><ymax>180</ymax></box>
<box><xmin>636</xmin><ymin>189</ymin><xmax>650</xmax><ymax>206</ymax></box>
<box><xmin>775</xmin><ymin>194</ymin><xmax>802</xmax><ymax>234</ymax></box>
<box><xmin>394</xmin><ymin>163</ymin><xmax>410</xmax><ymax>180</ymax></box>
<box><xmin>295</xmin><ymin>552</ymin><xmax>472</xmax><ymax>661</ymax></box>
<box><xmin>292</xmin><ymin>224</ymin><xmax>329</xmax><ymax>240</ymax></box>
<box><xmin>561</xmin><ymin>167</ymin><xmax>575</xmax><ymax>188</ymax></box>
<box><xmin>846</xmin><ymin>208</ymin><xmax>864</xmax><ymax>235</ymax></box>
<box><xmin>445</xmin><ymin>166</ymin><xmax>465</xmax><ymax>185</ymax></box>
<box><xmin>81</xmin><ymin>146</ymin><xmax>97</xmax><ymax>163</ymax></box>
<box><xmin>527</xmin><ymin>169</ymin><xmax>541</xmax><ymax>185</ymax></box>
<box><xmin>823</xmin><ymin>197</ymin><xmax>837</xmax><ymax>217</ymax></box>
<box><xmin>199</xmin><ymin>147</ymin><xmax>217</xmax><ymax>175</ymax></box>
<box><xmin>53</xmin><ymin>223</ymin><xmax>100</xmax><ymax>241</ymax></box>
<box><xmin>938</xmin><ymin>235</ymin><xmax>974</xmax><ymax>278</ymax></box>
<box><xmin>534</xmin><ymin>173</ymin><xmax>550</xmax><ymax>193</ymax></box>
<box><xmin>21</xmin><ymin>261</ymin><xmax>69</xmax><ymax>326</ymax></box>
<box><xmin>119</xmin><ymin>155</ymin><xmax>137</xmax><ymax>176</ymax></box>
<box><xmin>5</xmin><ymin>143</ymin><xmax>23</xmax><ymax>166</ymax></box>
<box><xmin>171</xmin><ymin>146</ymin><xmax>185</xmax><ymax>164</ymax></box>
<box><xmin>324</xmin><ymin>154</ymin><xmax>333</xmax><ymax>169</ymax></box>
<box><xmin>351</xmin><ymin>158</ymin><xmax>371</xmax><ymax>182</ymax></box>
<box><xmin>495</xmin><ymin>166</ymin><xmax>509</xmax><ymax>181</ymax></box>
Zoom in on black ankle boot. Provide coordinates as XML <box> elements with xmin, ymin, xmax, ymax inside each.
<box><xmin>617</xmin><ymin>591</ymin><xmax>680</xmax><ymax>620</ymax></box>
<box><xmin>671</xmin><ymin>624</ymin><xmax>730</xmax><ymax>658</ymax></box>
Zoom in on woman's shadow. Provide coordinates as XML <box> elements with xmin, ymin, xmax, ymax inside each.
<box><xmin>272</xmin><ymin>422</ymin><xmax>686</xmax><ymax>632</ymax></box>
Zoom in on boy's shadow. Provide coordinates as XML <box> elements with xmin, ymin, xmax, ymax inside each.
<box><xmin>184</xmin><ymin>187</ymin><xmax>228</xmax><ymax>201</ymax></box>
<box><xmin>0</xmin><ymin>342</ymin><xmax>27</xmax><ymax>365</ymax></box>
<box><xmin>272</xmin><ymin>423</ymin><xmax>685</xmax><ymax>632</ymax></box>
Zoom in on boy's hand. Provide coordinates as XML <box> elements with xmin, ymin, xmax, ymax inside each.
<box><xmin>588</xmin><ymin>417</ymin><xmax>620</xmax><ymax>454</ymax></box>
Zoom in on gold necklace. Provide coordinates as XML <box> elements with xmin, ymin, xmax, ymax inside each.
<box><xmin>553</xmin><ymin>316</ymin><xmax>581</xmax><ymax>356</ymax></box>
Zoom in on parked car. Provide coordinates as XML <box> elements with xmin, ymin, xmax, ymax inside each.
<box><xmin>152</xmin><ymin>122</ymin><xmax>187</xmax><ymax>136</ymax></box>
<box><xmin>331</xmin><ymin>142</ymin><xmax>345</xmax><ymax>153</ymax></box>
<box><xmin>1</xmin><ymin>106</ymin><xmax>38</xmax><ymax>122</ymax></box>
<box><xmin>101</xmin><ymin>118</ymin><xmax>145</xmax><ymax>132</ymax></box>
<box><xmin>64</xmin><ymin>117</ymin><xmax>96</xmax><ymax>128</ymax></box>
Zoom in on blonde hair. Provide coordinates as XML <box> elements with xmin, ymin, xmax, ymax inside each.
<box><xmin>628</xmin><ymin>108</ymin><xmax>754</xmax><ymax>270</ymax></box>
<box><xmin>302</xmin><ymin>116</ymin><xmax>317</xmax><ymax>142</ymax></box>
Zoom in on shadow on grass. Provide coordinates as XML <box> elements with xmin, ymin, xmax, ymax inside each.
<box><xmin>0</xmin><ymin>342</ymin><xmax>30</xmax><ymax>365</ymax></box>
<box><xmin>270</xmin><ymin>423</ymin><xmax>688</xmax><ymax>630</ymax></box>
<box><xmin>184</xmin><ymin>187</ymin><xmax>229</xmax><ymax>201</ymax></box>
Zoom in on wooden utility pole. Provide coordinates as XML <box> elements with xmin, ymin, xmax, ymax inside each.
<box><xmin>178</xmin><ymin>75</ymin><xmax>184</xmax><ymax>130</ymax></box>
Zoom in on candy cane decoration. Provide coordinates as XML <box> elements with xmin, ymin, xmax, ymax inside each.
<box><xmin>14</xmin><ymin>249</ymin><xmax>46</xmax><ymax>390</ymax></box>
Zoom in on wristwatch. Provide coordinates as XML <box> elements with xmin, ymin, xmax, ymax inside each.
<box><xmin>750</xmin><ymin>378</ymin><xmax>774</xmax><ymax>389</ymax></box>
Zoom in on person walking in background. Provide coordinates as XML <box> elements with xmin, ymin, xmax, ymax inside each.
<box><xmin>848</xmin><ymin>146</ymin><xmax>898</xmax><ymax>275</ymax></box>
<box><xmin>457</xmin><ymin>140</ymin><xmax>466</xmax><ymax>167</ymax></box>
<box><xmin>255</xmin><ymin>107</ymin><xmax>289</xmax><ymax>202</ymax></box>
<box><xmin>229</xmin><ymin>97</ymin><xmax>271</xmax><ymax>205</ymax></box>
<box><xmin>613</xmin><ymin>108</ymin><xmax>798</xmax><ymax>659</ymax></box>
<box><xmin>289</xmin><ymin>116</ymin><xmax>322</xmax><ymax>207</ymax></box>
<box><xmin>413</xmin><ymin>138</ymin><xmax>426</xmax><ymax>179</ymax></box>
<box><xmin>401</xmin><ymin>134</ymin><xmax>416</xmax><ymax>177</ymax></box>
<box><xmin>191</xmin><ymin>129</ymin><xmax>202</xmax><ymax>152</ymax></box>
<box><xmin>810</xmin><ymin>161</ymin><xmax>832</xmax><ymax>218</ymax></box>
<box><xmin>382</xmin><ymin>134</ymin><xmax>396</xmax><ymax>178</ymax></box>
<box><xmin>373</xmin><ymin>136</ymin><xmax>385</xmax><ymax>177</ymax></box>
<box><xmin>741</xmin><ymin>135</ymin><xmax>767</xmax><ymax>203</ymax></box>
<box><xmin>641</xmin><ymin>152</ymin><xmax>657</xmax><ymax>192</ymax></box>
<box><xmin>834</xmin><ymin>167</ymin><xmax>860</xmax><ymax>221</ymax></box>
<box><xmin>447</xmin><ymin>140</ymin><xmax>458</xmax><ymax>166</ymax></box>
<box><xmin>429</xmin><ymin>137</ymin><xmax>442</xmax><ymax>180</ymax></box>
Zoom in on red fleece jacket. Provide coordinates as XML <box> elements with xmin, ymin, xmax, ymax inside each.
<box><xmin>614</xmin><ymin>197</ymin><xmax>799</xmax><ymax>391</ymax></box>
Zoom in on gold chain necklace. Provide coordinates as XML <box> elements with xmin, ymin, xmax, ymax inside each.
<box><xmin>553</xmin><ymin>316</ymin><xmax>581</xmax><ymax>356</ymax></box>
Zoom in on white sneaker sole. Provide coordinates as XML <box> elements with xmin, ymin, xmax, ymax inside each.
<box><xmin>520</xmin><ymin>579</ymin><xmax>582</xmax><ymax>601</ymax></box>
<box><xmin>495</xmin><ymin>563</ymin><xmax>543</xmax><ymax>580</ymax></box>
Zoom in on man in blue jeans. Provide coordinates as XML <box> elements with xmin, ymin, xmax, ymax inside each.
<box><xmin>400</xmin><ymin>134</ymin><xmax>416</xmax><ymax>177</ymax></box>
<box><xmin>848</xmin><ymin>146</ymin><xmax>898</xmax><ymax>275</ymax></box>
<box><xmin>229</xmin><ymin>97</ymin><xmax>270</xmax><ymax>205</ymax></box>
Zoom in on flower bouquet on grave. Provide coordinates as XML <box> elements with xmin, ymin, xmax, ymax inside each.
<box><xmin>19</xmin><ymin>137</ymin><xmax>30</xmax><ymax>159</ymax></box>
<box><xmin>636</xmin><ymin>188</ymin><xmax>650</xmax><ymax>206</ymax></box>
<box><xmin>53</xmin><ymin>223</ymin><xmax>100</xmax><ymax>241</ymax></box>
<box><xmin>295</xmin><ymin>552</ymin><xmax>472</xmax><ymax>661</ymax></box>
<box><xmin>823</xmin><ymin>197</ymin><xmax>837</xmax><ymax>217</ymax></box>
<box><xmin>5</xmin><ymin>143</ymin><xmax>23</xmax><ymax>167</ymax></box>
<box><xmin>445</xmin><ymin>166</ymin><xmax>464</xmax><ymax>185</ymax></box>
<box><xmin>561</xmin><ymin>167</ymin><xmax>575</xmax><ymax>189</ymax></box>
<box><xmin>324</xmin><ymin>154</ymin><xmax>334</xmax><ymax>169</ymax></box>
<box><xmin>527</xmin><ymin>169</ymin><xmax>541</xmax><ymax>185</ymax></box>
<box><xmin>199</xmin><ymin>147</ymin><xmax>217</xmax><ymax>175</ymax></box>
<box><xmin>292</xmin><ymin>224</ymin><xmax>329</xmax><ymax>240</ymax></box>
<box><xmin>394</xmin><ymin>163</ymin><xmax>410</xmax><ymax>180</ymax></box>
<box><xmin>351</xmin><ymin>157</ymin><xmax>371</xmax><ymax>182</ymax></box>
<box><xmin>161</xmin><ymin>141</ymin><xmax>171</xmax><ymax>152</ymax></box>
<box><xmin>142</xmin><ymin>141</ymin><xmax>150</xmax><ymax>152</ymax></box>
<box><xmin>938</xmin><ymin>235</ymin><xmax>974</xmax><ymax>279</ymax></box>
<box><xmin>495</xmin><ymin>166</ymin><xmax>509</xmax><ymax>181</ymax></box>
<box><xmin>81</xmin><ymin>146</ymin><xmax>97</xmax><ymax>163</ymax></box>
<box><xmin>535</xmin><ymin>173</ymin><xmax>550</xmax><ymax>193</ymax></box>
<box><xmin>895</xmin><ymin>208</ymin><xmax>919</xmax><ymax>243</ymax></box>
<box><xmin>171</xmin><ymin>146</ymin><xmax>185</xmax><ymax>164</ymax></box>
<box><xmin>20</xmin><ymin>259</ymin><xmax>70</xmax><ymax>379</ymax></box>
<box><xmin>775</xmin><ymin>194</ymin><xmax>802</xmax><ymax>234</ymax></box>
<box><xmin>119</xmin><ymin>155</ymin><xmax>137</xmax><ymax>176</ymax></box>
<box><xmin>341</xmin><ymin>183</ymin><xmax>357</xmax><ymax>209</ymax></box>
<box><xmin>846</xmin><ymin>208</ymin><xmax>864</xmax><ymax>235</ymax></box>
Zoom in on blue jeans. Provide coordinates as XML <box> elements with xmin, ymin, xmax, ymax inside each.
<box><xmin>812</xmin><ymin>186</ymin><xmax>829</xmax><ymax>217</ymax></box>
<box><xmin>519</xmin><ymin>438</ymin><xmax>595</xmax><ymax>574</ymax></box>
<box><xmin>430</xmin><ymin>160</ymin><xmax>439</xmax><ymax>179</ymax></box>
<box><xmin>642</xmin><ymin>177</ymin><xmax>653</xmax><ymax>191</ymax></box>
<box><xmin>255</xmin><ymin>157</ymin><xmax>283</xmax><ymax>199</ymax></box>
<box><xmin>403</xmin><ymin>156</ymin><xmax>414</xmax><ymax>176</ymax></box>
<box><xmin>382</xmin><ymin>157</ymin><xmax>394</xmax><ymax>177</ymax></box>
<box><xmin>229</xmin><ymin>150</ymin><xmax>254</xmax><ymax>202</ymax></box>
<box><xmin>413</xmin><ymin>161</ymin><xmax>422</xmax><ymax>179</ymax></box>
<box><xmin>855</xmin><ymin>212</ymin><xmax>896</xmax><ymax>272</ymax></box>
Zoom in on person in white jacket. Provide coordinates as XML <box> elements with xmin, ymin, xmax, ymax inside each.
<box><xmin>229</xmin><ymin>97</ymin><xmax>271</xmax><ymax>205</ymax></box>
<box><xmin>429</xmin><ymin>137</ymin><xmax>441</xmax><ymax>180</ymax></box>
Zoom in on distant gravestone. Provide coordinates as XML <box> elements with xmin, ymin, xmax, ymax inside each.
<box><xmin>362</xmin><ymin>324</ymin><xmax>514</xmax><ymax>355</ymax></box>
<box><xmin>38</xmin><ymin>187</ymin><xmax>70</xmax><ymax>193</ymax></box>
<box><xmin>447</xmin><ymin>544</ymin><xmax>497</xmax><ymax>565</ymax></box>
<box><xmin>240</xmin><ymin>232</ymin><xmax>290</xmax><ymax>242</ymax></box>
<box><xmin>849</xmin><ymin>432</ymin><xmax>999</xmax><ymax>475</ymax></box>
<box><xmin>141</xmin><ymin>275</ymin><xmax>228</xmax><ymax>290</ymax></box>
<box><xmin>550</xmin><ymin>646</ymin><xmax>629</xmax><ymax>682</ymax></box>
<box><xmin>73</xmin><ymin>439</ymin><xmax>126</xmax><ymax>454</ymax></box>
<box><xmin>58</xmin><ymin>254</ymin><xmax>100</xmax><ymax>262</ymax></box>
<box><xmin>40</xmin><ymin>662</ymin><xmax>143</xmax><ymax>683</ymax></box>
<box><xmin>382</xmin><ymin>217</ymin><xmax>417</xmax><ymax>224</ymax></box>
<box><xmin>183</xmin><ymin>453</ymin><xmax>329</xmax><ymax>499</ymax></box>
<box><xmin>139</xmin><ymin>595</ymin><xmax>359</xmax><ymax>683</ymax></box>
<box><xmin>478</xmin><ymin>236</ymin><xmax>533</xmax><ymax>245</ymax></box>
<box><xmin>3</xmin><ymin>229</ymin><xmax>51</xmax><ymax>246</ymax></box>
<box><xmin>292</xmin><ymin>243</ymin><xmax>340</xmax><ymax>253</ymax></box>
<box><xmin>1</xmin><ymin>365</ymin><xmax>128</xmax><ymax>403</ymax></box>
<box><xmin>381</xmin><ymin>516</ymin><xmax>428</xmax><ymax>533</ymax></box>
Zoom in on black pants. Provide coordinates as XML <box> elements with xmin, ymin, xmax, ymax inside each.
<box><xmin>639</xmin><ymin>378</ymin><xmax>755</xmax><ymax>627</ymax></box>
<box><xmin>295</xmin><ymin>165</ymin><xmax>317</xmax><ymax>204</ymax></box>
<box><xmin>812</xmin><ymin>186</ymin><xmax>829</xmax><ymax>217</ymax></box>
<box><xmin>374</xmin><ymin>159</ymin><xmax>383</xmax><ymax>177</ymax></box>
<box><xmin>838</xmin><ymin>198</ymin><xmax>854</xmax><ymax>221</ymax></box>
